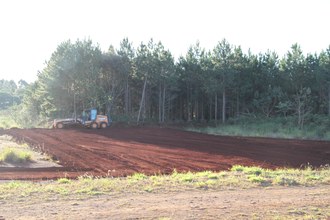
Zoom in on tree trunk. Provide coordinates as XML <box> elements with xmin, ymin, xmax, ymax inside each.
<box><xmin>137</xmin><ymin>77</ymin><xmax>147</xmax><ymax>124</ymax></box>
<box><xmin>125</xmin><ymin>80</ymin><xmax>129</xmax><ymax>115</ymax></box>
<box><xmin>158</xmin><ymin>83</ymin><xmax>162</xmax><ymax>123</ymax></box>
<box><xmin>143</xmin><ymin>88</ymin><xmax>147</xmax><ymax>122</ymax></box>
<box><xmin>301</xmin><ymin>108</ymin><xmax>305</xmax><ymax>129</ymax></box>
<box><xmin>328</xmin><ymin>85</ymin><xmax>330</xmax><ymax>116</ymax></box>
<box><xmin>209</xmin><ymin>101</ymin><xmax>212</xmax><ymax>122</ymax></box>
<box><xmin>73</xmin><ymin>92</ymin><xmax>76</xmax><ymax>122</ymax></box>
<box><xmin>128</xmin><ymin>86</ymin><xmax>131</xmax><ymax>116</ymax></box>
<box><xmin>222</xmin><ymin>88</ymin><xmax>226</xmax><ymax>124</ymax></box>
<box><xmin>162</xmin><ymin>85</ymin><xmax>166</xmax><ymax>122</ymax></box>
<box><xmin>201</xmin><ymin>100</ymin><xmax>204</xmax><ymax>121</ymax></box>
<box><xmin>195</xmin><ymin>100</ymin><xmax>198</xmax><ymax>120</ymax></box>
<box><xmin>214</xmin><ymin>93</ymin><xmax>218</xmax><ymax>124</ymax></box>
<box><xmin>297</xmin><ymin>96</ymin><xmax>302</xmax><ymax>129</ymax></box>
<box><xmin>187</xmin><ymin>86</ymin><xmax>191</xmax><ymax>121</ymax></box>
<box><xmin>106</xmin><ymin>102</ymin><xmax>112</xmax><ymax>121</ymax></box>
<box><xmin>236</xmin><ymin>91</ymin><xmax>240</xmax><ymax>118</ymax></box>
<box><xmin>180</xmin><ymin>95</ymin><xmax>183</xmax><ymax>121</ymax></box>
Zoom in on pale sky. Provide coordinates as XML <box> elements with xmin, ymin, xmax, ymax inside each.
<box><xmin>0</xmin><ymin>0</ymin><xmax>329</xmax><ymax>83</ymax></box>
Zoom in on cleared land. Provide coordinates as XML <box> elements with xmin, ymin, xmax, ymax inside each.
<box><xmin>1</xmin><ymin>186</ymin><xmax>329</xmax><ymax>220</ymax></box>
<box><xmin>0</xmin><ymin>126</ymin><xmax>329</xmax><ymax>180</ymax></box>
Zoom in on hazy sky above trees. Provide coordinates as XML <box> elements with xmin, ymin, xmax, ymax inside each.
<box><xmin>0</xmin><ymin>0</ymin><xmax>329</xmax><ymax>83</ymax></box>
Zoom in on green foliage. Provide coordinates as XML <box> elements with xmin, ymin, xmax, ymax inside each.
<box><xmin>0</xmin><ymin>92</ymin><xmax>20</xmax><ymax>109</ymax></box>
<box><xmin>57</xmin><ymin>178</ymin><xmax>72</xmax><ymax>184</ymax></box>
<box><xmin>7</xmin><ymin>39</ymin><xmax>330</xmax><ymax>127</ymax></box>
<box><xmin>129</xmin><ymin>173</ymin><xmax>147</xmax><ymax>181</ymax></box>
<box><xmin>0</xmin><ymin>79</ymin><xmax>26</xmax><ymax>110</ymax></box>
<box><xmin>231</xmin><ymin>166</ymin><xmax>265</xmax><ymax>184</ymax></box>
<box><xmin>0</xmin><ymin>147</ymin><xmax>32</xmax><ymax>163</ymax></box>
<box><xmin>207</xmin><ymin>173</ymin><xmax>219</xmax><ymax>180</ymax></box>
<box><xmin>8</xmin><ymin>105</ymin><xmax>45</xmax><ymax>128</ymax></box>
<box><xmin>0</xmin><ymin>110</ymin><xmax>20</xmax><ymax>128</ymax></box>
<box><xmin>231</xmin><ymin>165</ymin><xmax>245</xmax><ymax>172</ymax></box>
<box><xmin>36</xmin><ymin>39</ymin><xmax>103</xmax><ymax>117</ymax></box>
<box><xmin>187</xmin><ymin>115</ymin><xmax>330</xmax><ymax>140</ymax></box>
<box><xmin>246</xmin><ymin>167</ymin><xmax>263</xmax><ymax>176</ymax></box>
<box><xmin>273</xmin><ymin>176</ymin><xmax>299</xmax><ymax>186</ymax></box>
<box><xmin>247</xmin><ymin>175</ymin><xmax>267</xmax><ymax>184</ymax></box>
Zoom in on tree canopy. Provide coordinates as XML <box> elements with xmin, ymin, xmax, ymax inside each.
<box><xmin>3</xmin><ymin>38</ymin><xmax>330</xmax><ymax>127</ymax></box>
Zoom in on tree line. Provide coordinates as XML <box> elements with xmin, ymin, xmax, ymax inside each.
<box><xmin>3</xmin><ymin>38</ymin><xmax>330</xmax><ymax>127</ymax></box>
<box><xmin>0</xmin><ymin>79</ymin><xmax>28</xmax><ymax>109</ymax></box>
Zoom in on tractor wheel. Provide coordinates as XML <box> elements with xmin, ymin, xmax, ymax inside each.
<box><xmin>100</xmin><ymin>122</ymin><xmax>107</xmax><ymax>129</ymax></box>
<box><xmin>91</xmin><ymin>122</ymin><xmax>98</xmax><ymax>129</ymax></box>
<box><xmin>56</xmin><ymin>123</ymin><xmax>64</xmax><ymax>129</ymax></box>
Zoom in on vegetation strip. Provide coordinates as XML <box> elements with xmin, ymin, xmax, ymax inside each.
<box><xmin>0</xmin><ymin>147</ymin><xmax>32</xmax><ymax>163</ymax></box>
<box><xmin>0</xmin><ymin>166</ymin><xmax>329</xmax><ymax>200</ymax></box>
<box><xmin>186</xmin><ymin>116</ymin><xmax>330</xmax><ymax>140</ymax></box>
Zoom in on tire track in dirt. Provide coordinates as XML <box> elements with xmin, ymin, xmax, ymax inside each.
<box><xmin>33</xmin><ymin>130</ymin><xmax>140</xmax><ymax>173</ymax></box>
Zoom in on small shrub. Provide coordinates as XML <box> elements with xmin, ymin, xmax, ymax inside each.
<box><xmin>129</xmin><ymin>173</ymin><xmax>147</xmax><ymax>181</ymax></box>
<box><xmin>207</xmin><ymin>173</ymin><xmax>219</xmax><ymax>180</ymax></box>
<box><xmin>306</xmin><ymin>175</ymin><xmax>322</xmax><ymax>181</ymax></box>
<box><xmin>231</xmin><ymin>165</ymin><xmax>245</xmax><ymax>172</ymax></box>
<box><xmin>243</xmin><ymin>167</ymin><xmax>263</xmax><ymax>176</ymax></box>
<box><xmin>57</xmin><ymin>178</ymin><xmax>72</xmax><ymax>184</ymax></box>
<box><xmin>144</xmin><ymin>186</ymin><xmax>153</xmax><ymax>192</ymax></box>
<box><xmin>195</xmin><ymin>181</ymin><xmax>207</xmax><ymax>188</ymax></box>
<box><xmin>0</xmin><ymin>147</ymin><xmax>32</xmax><ymax>163</ymax></box>
<box><xmin>5</xmin><ymin>181</ymin><xmax>25</xmax><ymax>189</ymax></box>
<box><xmin>55</xmin><ymin>187</ymin><xmax>69</xmax><ymax>195</ymax></box>
<box><xmin>205</xmin><ymin>179</ymin><xmax>217</xmax><ymax>186</ymax></box>
<box><xmin>218</xmin><ymin>172</ymin><xmax>227</xmax><ymax>178</ymax></box>
<box><xmin>78</xmin><ymin>174</ymin><xmax>94</xmax><ymax>181</ymax></box>
<box><xmin>0</xmin><ymin>113</ymin><xmax>19</xmax><ymax>129</ymax></box>
<box><xmin>273</xmin><ymin>176</ymin><xmax>299</xmax><ymax>186</ymax></box>
<box><xmin>248</xmin><ymin>175</ymin><xmax>266</xmax><ymax>184</ymax></box>
<box><xmin>173</xmin><ymin>172</ymin><xmax>195</xmax><ymax>182</ymax></box>
<box><xmin>181</xmin><ymin>173</ymin><xmax>194</xmax><ymax>182</ymax></box>
<box><xmin>231</xmin><ymin>165</ymin><xmax>263</xmax><ymax>176</ymax></box>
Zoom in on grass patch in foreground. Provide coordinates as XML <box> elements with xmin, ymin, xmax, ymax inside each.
<box><xmin>0</xmin><ymin>147</ymin><xmax>32</xmax><ymax>163</ymax></box>
<box><xmin>0</xmin><ymin>165</ymin><xmax>329</xmax><ymax>200</ymax></box>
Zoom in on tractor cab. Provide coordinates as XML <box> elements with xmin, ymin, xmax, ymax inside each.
<box><xmin>83</xmin><ymin>109</ymin><xmax>110</xmax><ymax>129</ymax></box>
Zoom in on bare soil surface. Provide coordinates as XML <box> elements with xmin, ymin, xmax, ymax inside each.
<box><xmin>1</xmin><ymin>186</ymin><xmax>329</xmax><ymax>219</ymax></box>
<box><xmin>0</xmin><ymin>126</ymin><xmax>329</xmax><ymax>180</ymax></box>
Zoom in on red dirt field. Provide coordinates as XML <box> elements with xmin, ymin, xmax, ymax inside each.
<box><xmin>0</xmin><ymin>126</ymin><xmax>329</xmax><ymax>180</ymax></box>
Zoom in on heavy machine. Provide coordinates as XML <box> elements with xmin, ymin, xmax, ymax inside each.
<box><xmin>53</xmin><ymin>109</ymin><xmax>110</xmax><ymax>129</ymax></box>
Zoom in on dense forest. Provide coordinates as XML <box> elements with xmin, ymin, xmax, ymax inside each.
<box><xmin>1</xmin><ymin>38</ymin><xmax>330</xmax><ymax>128</ymax></box>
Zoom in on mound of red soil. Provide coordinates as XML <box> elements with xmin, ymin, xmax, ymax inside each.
<box><xmin>1</xmin><ymin>126</ymin><xmax>329</xmax><ymax>180</ymax></box>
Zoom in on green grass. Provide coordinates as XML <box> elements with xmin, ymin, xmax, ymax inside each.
<box><xmin>0</xmin><ymin>108</ymin><xmax>51</xmax><ymax>129</ymax></box>
<box><xmin>0</xmin><ymin>167</ymin><xmax>329</xmax><ymax>219</ymax></box>
<box><xmin>0</xmin><ymin>147</ymin><xmax>32</xmax><ymax>163</ymax></box>
<box><xmin>186</xmin><ymin>116</ymin><xmax>330</xmax><ymax>140</ymax></box>
<box><xmin>0</xmin><ymin>110</ymin><xmax>19</xmax><ymax>129</ymax></box>
<box><xmin>0</xmin><ymin>166</ymin><xmax>329</xmax><ymax>200</ymax></box>
<box><xmin>57</xmin><ymin>178</ymin><xmax>72</xmax><ymax>184</ymax></box>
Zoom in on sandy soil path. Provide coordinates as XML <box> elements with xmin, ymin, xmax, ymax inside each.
<box><xmin>1</xmin><ymin>186</ymin><xmax>329</xmax><ymax>219</ymax></box>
